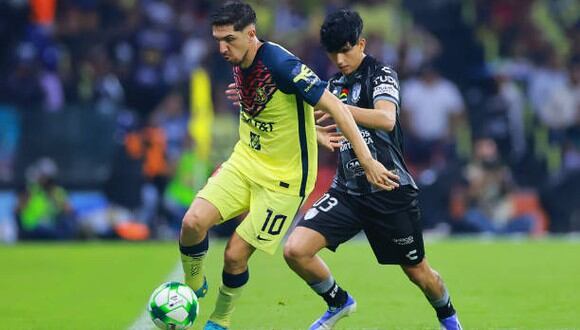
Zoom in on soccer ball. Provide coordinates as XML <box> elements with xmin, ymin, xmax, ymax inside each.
<box><xmin>148</xmin><ymin>281</ymin><xmax>199</xmax><ymax>329</ymax></box>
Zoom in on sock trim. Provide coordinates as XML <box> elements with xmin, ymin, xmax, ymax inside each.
<box><xmin>222</xmin><ymin>269</ymin><xmax>249</xmax><ymax>288</ymax></box>
<box><xmin>179</xmin><ymin>235</ymin><xmax>208</xmax><ymax>256</ymax></box>
<box><xmin>429</xmin><ymin>288</ymin><xmax>450</xmax><ymax>308</ymax></box>
<box><xmin>308</xmin><ymin>275</ymin><xmax>335</xmax><ymax>294</ymax></box>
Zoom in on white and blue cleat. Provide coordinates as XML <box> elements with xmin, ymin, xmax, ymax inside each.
<box><xmin>309</xmin><ymin>294</ymin><xmax>357</xmax><ymax>330</ymax></box>
<box><xmin>439</xmin><ymin>314</ymin><xmax>462</xmax><ymax>330</ymax></box>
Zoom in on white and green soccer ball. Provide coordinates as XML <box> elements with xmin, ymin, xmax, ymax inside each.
<box><xmin>148</xmin><ymin>281</ymin><xmax>199</xmax><ymax>329</ymax></box>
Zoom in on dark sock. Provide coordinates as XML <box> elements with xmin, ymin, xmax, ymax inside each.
<box><xmin>222</xmin><ymin>270</ymin><xmax>249</xmax><ymax>288</ymax></box>
<box><xmin>319</xmin><ymin>282</ymin><xmax>348</xmax><ymax>308</ymax></box>
<box><xmin>435</xmin><ymin>297</ymin><xmax>456</xmax><ymax>319</ymax></box>
<box><xmin>179</xmin><ymin>235</ymin><xmax>208</xmax><ymax>257</ymax></box>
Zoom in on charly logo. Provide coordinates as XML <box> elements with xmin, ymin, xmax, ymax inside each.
<box><xmin>255</xmin><ymin>86</ymin><xmax>267</xmax><ymax>105</ymax></box>
<box><xmin>351</xmin><ymin>82</ymin><xmax>361</xmax><ymax>103</ymax></box>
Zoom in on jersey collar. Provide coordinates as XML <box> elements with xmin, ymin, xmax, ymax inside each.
<box><xmin>343</xmin><ymin>54</ymin><xmax>372</xmax><ymax>84</ymax></box>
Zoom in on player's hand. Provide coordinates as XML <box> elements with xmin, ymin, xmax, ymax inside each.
<box><xmin>225</xmin><ymin>83</ymin><xmax>240</xmax><ymax>107</ymax></box>
<box><xmin>316</xmin><ymin>124</ymin><xmax>343</xmax><ymax>152</ymax></box>
<box><xmin>314</xmin><ymin>110</ymin><xmax>332</xmax><ymax>124</ymax></box>
<box><xmin>360</xmin><ymin>158</ymin><xmax>400</xmax><ymax>191</ymax></box>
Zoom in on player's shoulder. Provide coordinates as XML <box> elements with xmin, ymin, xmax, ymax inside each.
<box><xmin>327</xmin><ymin>71</ymin><xmax>343</xmax><ymax>85</ymax></box>
<box><xmin>369</xmin><ymin>57</ymin><xmax>399</xmax><ymax>80</ymax></box>
<box><xmin>261</xmin><ymin>41</ymin><xmax>298</xmax><ymax>67</ymax></box>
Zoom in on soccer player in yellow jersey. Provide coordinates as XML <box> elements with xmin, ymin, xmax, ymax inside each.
<box><xmin>178</xmin><ymin>2</ymin><xmax>399</xmax><ymax>329</ymax></box>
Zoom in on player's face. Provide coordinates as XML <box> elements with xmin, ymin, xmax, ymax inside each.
<box><xmin>212</xmin><ymin>24</ymin><xmax>254</xmax><ymax>65</ymax></box>
<box><xmin>328</xmin><ymin>38</ymin><xmax>366</xmax><ymax>75</ymax></box>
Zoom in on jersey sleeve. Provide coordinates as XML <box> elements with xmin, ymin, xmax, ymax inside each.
<box><xmin>371</xmin><ymin>66</ymin><xmax>401</xmax><ymax>108</ymax></box>
<box><xmin>265</xmin><ymin>45</ymin><xmax>326</xmax><ymax>106</ymax></box>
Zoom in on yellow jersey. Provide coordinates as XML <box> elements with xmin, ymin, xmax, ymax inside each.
<box><xmin>224</xmin><ymin>42</ymin><xmax>326</xmax><ymax>197</ymax></box>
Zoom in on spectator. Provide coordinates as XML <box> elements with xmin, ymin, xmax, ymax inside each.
<box><xmin>539</xmin><ymin>57</ymin><xmax>580</xmax><ymax>140</ymax></box>
<box><xmin>163</xmin><ymin>137</ymin><xmax>211</xmax><ymax>236</ymax></box>
<box><xmin>151</xmin><ymin>91</ymin><xmax>189</xmax><ymax>163</ymax></box>
<box><xmin>459</xmin><ymin>138</ymin><xmax>534</xmax><ymax>235</ymax></box>
<box><xmin>528</xmin><ymin>49</ymin><xmax>567</xmax><ymax>126</ymax></box>
<box><xmin>15</xmin><ymin>158</ymin><xmax>78</xmax><ymax>240</ymax></box>
<box><xmin>4</xmin><ymin>44</ymin><xmax>43</xmax><ymax>109</ymax></box>
<box><xmin>402</xmin><ymin>64</ymin><xmax>465</xmax><ymax>167</ymax></box>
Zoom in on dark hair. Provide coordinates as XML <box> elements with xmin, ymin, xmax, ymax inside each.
<box><xmin>210</xmin><ymin>1</ymin><xmax>256</xmax><ymax>31</ymax></box>
<box><xmin>320</xmin><ymin>9</ymin><xmax>363</xmax><ymax>53</ymax></box>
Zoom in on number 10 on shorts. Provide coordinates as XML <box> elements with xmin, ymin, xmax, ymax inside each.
<box><xmin>261</xmin><ymin>209</ymin><xmax>287</xmax><ymax>235</ymax></box>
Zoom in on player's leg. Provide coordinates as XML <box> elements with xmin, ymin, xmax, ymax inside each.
<box><xmin>179</xmin><ymin>165</ymin><xmax>250</xmax><ymax>298</ymax></box>
<box><xmin>284</xmin><ymin>226</ymin><xmax>329</xmax><ymax>283</ymax></box>
<box><xmin>179</xmin><ymin>197</ymin><xmax>220</xmax><ymax>297</ymax></box>
<box><xmin>401</xmin><ymin>260</ymin><xmax>461</xmax><ymax>330</ymax></box>
<box><xmin>205</xmin><ymin>232</ymin><xmax>255</xmax><ymax>330</ymax></box>
<box><xmin>364</xmin><ymin>205</ymin><xmax>461</xmax><ymax>329</ymax></box>
<box><xmin>286</xmin><ymin>190</ymin><xmax>360</xmax><ymax>330</ymax></box>
<box><xmin>206</xmin><ymin>182</ymin><xmax>303</xmax><ymax>329</ymax></box>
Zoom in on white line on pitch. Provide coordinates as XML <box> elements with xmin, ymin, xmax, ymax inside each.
<box><xmin>127</xmin><ymin>262</ymin><xmax>182</xmax><ymax>330</ymax></box>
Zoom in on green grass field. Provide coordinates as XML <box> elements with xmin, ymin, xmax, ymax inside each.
<box><xmin>1</xmin><ymin>239</ymin><xmax>579</xmax><ymax>329</ymax></box>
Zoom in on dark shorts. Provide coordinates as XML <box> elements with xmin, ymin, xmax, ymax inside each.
<box><xmin>297</xmin><ymin>188</ymin><xmax>425</xmax><ymax>265</ymax></box>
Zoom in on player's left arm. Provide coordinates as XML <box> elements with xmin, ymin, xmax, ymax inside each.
<box><xmin>343</xmin><ymin>101</ymin><xmax>396</xmax><ymax>132</ymax></box>
<box><xmin>317</xmin><ymin>66</ymin><xmax>400</xmax><ymax>132</ymax></box>
<box><xmin>316</xmin><ymin>101</ymin><xmax>396</xmax><ymax>132</ymax></box>
<box><xmin>353</xmin><ymin>66</ymin><xmax>401</xmax><ymax>132</ymax></box>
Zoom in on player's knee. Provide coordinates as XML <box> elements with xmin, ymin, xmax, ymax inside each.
<box><xmin>283</xmin><ymin>240</ymin><xmax>308</xmax><ymax>263</ymax></box>
<box><xmin>403</xmin><ymin>262</ymin><xmax>431</xmax><ymax>289</ymax></box>
<box><xmin>181</xmin><ymin>209</ymin><xmax>209</xmax><ymax>236</ymax></box>
<box><xmin>223</xmin><ymin>246</ymin><xmax>248</xmax><ymax>272</ymax></box>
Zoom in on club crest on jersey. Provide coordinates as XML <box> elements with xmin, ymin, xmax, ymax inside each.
<box><xmin>351</xmin><ymin>82</ymin><xmax>361</xmax><ymax>103</ymax></box>
<box><xmin>249</xmin><ymin>132</ymin><xmax>261</xmax><ymax>150</ymax></box>
<box><xmin>255</xmin><ymin>86</ymin><xmax>268</xmax><ymax>105</ymax></box>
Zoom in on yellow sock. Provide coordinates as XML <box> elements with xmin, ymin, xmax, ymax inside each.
<box><xmin>180</xmin><ymin>253</ymin><xmax>205</xmax><ymax>292</ymax></box>
<box><xmin>208</xmin><ymin>284</ymin><xmax>245</xmax><ymax>328</ymax></box>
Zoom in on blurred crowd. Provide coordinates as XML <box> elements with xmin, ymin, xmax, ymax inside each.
<box><xmin>0</xmin><ymin>0</ymin><xmax>578</xmax><ymax>242</ymax></box>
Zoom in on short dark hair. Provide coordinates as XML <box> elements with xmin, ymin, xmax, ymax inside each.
<box><xmin>210</xmin><ymin>1</ymin><xmax>257</xmax><ymax>31</ymax></box>
<box><xmin>320</xmin><ymin>9</ymin><xmax>363</xmax><ymax>53</ymax></box>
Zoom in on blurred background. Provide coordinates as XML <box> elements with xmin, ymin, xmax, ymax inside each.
<box><xmin>0</xmin><ymin>0</ymin><xmax>578</xmax><ymax>244</ymax></box>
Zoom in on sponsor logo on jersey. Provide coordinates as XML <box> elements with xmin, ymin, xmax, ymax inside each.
<box><xmin>241</xmin><ymin>112</ymin><xmax>275</xmax><ymax>132</ymax></box>
<box><xmin>345</xmin><ymin>158</ymin><xmax>365</xmax><ymax>177</ymax></box>
<box><xmin>339</xmin><ymin>129</ymin><xmax>374</xmax><ymax>152</ymax></box>
<box><xmin>373</xmin><ymin>83</ymin><xmax>399</xmax><ymax>100</ymax></box>
<box><xmin>373</xmin><ymin>74</ymin><xmax>399</xmax><ymax>89</ymax></box>
<box><xmin>292</xmin><ymin>63</ymin><xmax>321</xmax><ymax>93</ymax></box>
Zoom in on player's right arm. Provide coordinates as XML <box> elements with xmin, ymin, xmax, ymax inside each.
<box><xmin>315</xmin><ymin>89</ymin><xmax>399</xmax><ymax>190</ymax></box>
